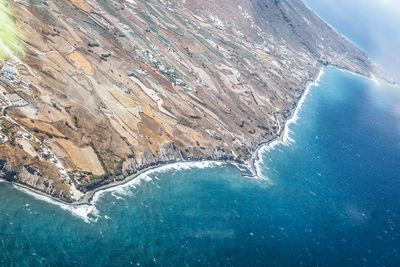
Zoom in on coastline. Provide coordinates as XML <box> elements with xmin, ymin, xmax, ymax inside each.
<box><xmin>0</xmin><ymin>160</ymin><xmax>231</xmax><ymax>222</ymax></box>
<box><xmin>0</xmin><ymin>159</ymin><xmax>241</xmax><ymax>205</ymax></box>
<box><xmin>246</xmin><ymin>64</ymin><xmax>396</xmax><ymax>179</ymax></box>
<box><xmin>247</xmin><ymin>66</ymin><xmax>325</xmax><ymax>179</ymax></box>
<box><xmin>0</xmin><ymin>64</ymin><xmax>389</xmax><ymax>220</ymax></box>
<box><xmin>0</xmin><ymin>66</ymin><xmax>327</xmax><ymax>209</ymax></box>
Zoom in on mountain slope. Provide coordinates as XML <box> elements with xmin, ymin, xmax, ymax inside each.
<box><xmin>0</xmin><ymin>0</ymin><xmax>392</xmax><ymax>202</ymax></box>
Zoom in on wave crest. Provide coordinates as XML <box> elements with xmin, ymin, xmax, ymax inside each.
<box><xmin>254</xmin><ymin>68</ymin><xmax>325</xmax><ymax>179</ymax></box>
<box><xmin>11</xmin><ymin>161</ymin><xmax>224</xmax><ymax>223</ymax></box>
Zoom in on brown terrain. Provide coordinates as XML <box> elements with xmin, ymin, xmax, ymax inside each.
<box><xmin>0</xmin><ymin>0</ymin><xmax>394</xmax><ymax>202</ymax></box>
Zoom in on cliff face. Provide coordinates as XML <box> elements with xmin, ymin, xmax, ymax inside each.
<box><xmin>0</xmin><ymin>0</ymin><xmax>392</xmax><ymax>201</ymax></box>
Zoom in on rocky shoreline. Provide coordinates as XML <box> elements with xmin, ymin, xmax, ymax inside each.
<box><xmin>0</xmin><ymin>159</ymin><xmax>249</xmax><ymax>206</ymax></box>
<box><xmin>0</xmin><ymin>0</ymin><xmax>395</xmax><ymax>206</ymax></box>
<box><xmin>1</xmin><ymin>58</ymin><xmax>395</xmax><ymax>207</ymax></box>
<box><xmin>1</xmin><ymin>66</ymin><xmax>328</xmax><ymax>206</ymax></box>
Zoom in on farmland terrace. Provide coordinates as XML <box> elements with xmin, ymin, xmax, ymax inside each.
<box><xmin>0</xmin><ymin>0</ymin><xmax>393</xmax><ymax>202</ymax></box>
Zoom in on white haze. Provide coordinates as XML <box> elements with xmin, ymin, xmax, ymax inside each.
<box><xmin>304</xmin><ymin>0</ymin><xmax>400</xmax><ymax>81</ymax></box>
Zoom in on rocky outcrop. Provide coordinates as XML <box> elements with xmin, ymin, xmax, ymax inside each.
<box><xmin>0</xmin><ymin>159</ymin><xmax>71</xmax><ymax>201</ymax></box>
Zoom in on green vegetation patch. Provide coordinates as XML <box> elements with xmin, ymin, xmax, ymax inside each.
<box><xmin>29</xmin><ymin>0</ymin><xmax>63</xmax><ymax>28</ymax></box>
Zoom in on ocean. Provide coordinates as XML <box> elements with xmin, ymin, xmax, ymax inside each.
<box><xmin>1</xmin><ymin>2</ymin><xmax>400</xmax><ymax>266</ymax></box>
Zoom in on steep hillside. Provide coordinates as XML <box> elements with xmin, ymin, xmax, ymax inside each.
<box><xmin>0</xmin><ymin>0</ymin><xmax>393</xmax><ymax>202</ymax></box>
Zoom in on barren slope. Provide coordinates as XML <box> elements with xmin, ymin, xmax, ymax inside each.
<box><xmin>0</xmin><ymin>0</ymin><xmax>393</xmax><ymax>202</ymax></box>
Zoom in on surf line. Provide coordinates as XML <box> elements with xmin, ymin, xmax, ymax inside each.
<box><xmin>4</xmin><ymin>161</ymin><xmax>225</xmax><ymax>223</ymax></box>
<box><xmin>6</xmin><ymin>65</ymin><xmax>387</xmax><ymax>222</ymax></box>
<box><xmin>249</xmin><ymin>67</ymin><xmax>325</xmax><ymax>180</ymax></box>
<box><xmin>0</xmin><ymin>67</ymin><xmax>328</xmax><ymax>222</ymax></box>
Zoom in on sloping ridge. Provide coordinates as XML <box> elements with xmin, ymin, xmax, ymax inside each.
<box><xmin>0</xmin><ymin>0</ymin><xmax>394</xmax><ymax>203</ymax></box>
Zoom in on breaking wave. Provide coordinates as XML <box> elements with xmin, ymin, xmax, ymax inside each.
<box><xmin>7</xmin><ymin>69</ymin><xmax>328</xmax><ymax>223</ymax></box>
<box><xmin>254</xmin><ymin>68</ymin><xmax>325</xmax><ymax>178</ymax></box>
<box><xmin>11</xmin><ymin>161</ymin><xmax>224</xmax><ymax>223</ymax></box>
<box><xmin>13</xmin><ymin>186</ymin><xmax>99</xmax><ymax>223</ymax></box>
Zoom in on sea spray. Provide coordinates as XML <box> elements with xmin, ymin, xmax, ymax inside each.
<box><xmin>13</xmin><ymin>186</ymin><xmax>99</xmax><ymax>223</ymax></box>
<box><xmin>254</xmin><ymin>68</ymin><xmax>325</xmax><ymax>179</ymax></box>
<box><xmin>4</xmin><ymin>64</ymin><xmax>327</xmax><ymax>222</ymax></box>
<box><xmin>10</xmin><ymin>161</ymin><xmax>225</xmax><ymax>223</ymax></box>
<box><xmin>91</xmin><ymin>161</ymin><xmax>224</xmax><ymax>204</ymax></box>
<box><xmin>2</xmin><ymin>68</ymin><xmax>400</xmax><ymax>266</ymax></box>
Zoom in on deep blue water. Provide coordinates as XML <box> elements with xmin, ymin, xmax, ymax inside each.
<box><xmin>2</xmin><ymin>2</ymin><xmax>400</xmax><ymax>266</ymax></box>
<box><xmin>1</xmin><ymin>68</ymin><xmax>399</xmax><ymax>266</ymax></box>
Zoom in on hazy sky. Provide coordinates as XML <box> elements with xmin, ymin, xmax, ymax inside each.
<box><xmin>304</xmin><ymin>0</ymin><xmax>400</xmax><ymax>81</ymax></box>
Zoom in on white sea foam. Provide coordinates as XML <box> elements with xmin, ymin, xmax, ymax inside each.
<box><xmin>37</xmin><ymin>67</ymin><xmax>324</xmax><ymax>221</ymax></box>
<box><xmin>10</xmin><ymin>161</ymin><xmax>224</xmax><ymax>223</ymax></box>
<box><xmin>111</xmin><ymin>192</ymin><xmax>124</xmax><ymax>200</ymax></box>
<box><xmin>13</xmin><ymin>185</ymin><xmax>99</xmax><ymax>223</ymax></box>
<box><xmin>91</xmin><ymin>161</ymin><xmax>224</xmax><ymax>205</ymax></box>
<box><xmin>7</xmin><ymin>68</ymin><xmax>326</xmax><ymax>222</ymax></box>
<box><xmin>254</xmin><ymin>68</ymin><xmax>325</xmax><ymax>179</ymax></box>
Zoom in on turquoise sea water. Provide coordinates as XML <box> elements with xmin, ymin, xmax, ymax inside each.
<box><xmin>2</xmin><ymin>3</ymin><xmax>400</xmax><ymax>266</ymax></box>
<box><xmin>1</xmin><ymin>68</ymin><xmax>399</xmax><ymax>266</ymax></box>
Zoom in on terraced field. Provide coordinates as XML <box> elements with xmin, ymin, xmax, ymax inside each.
<box><xmin>0</xmin><ymin>0</ymin><xmax>392</xmax><ymax>202</ymax></box>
